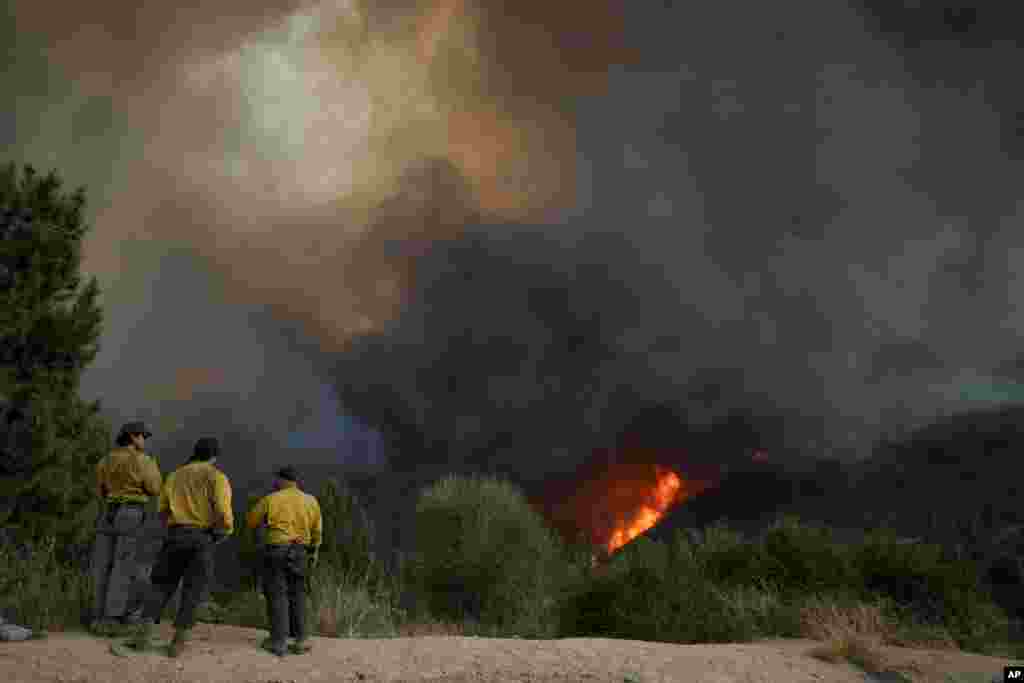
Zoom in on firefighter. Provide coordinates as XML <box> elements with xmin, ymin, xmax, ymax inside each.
<box><xmin>92</xmin><ymin>421</ymin><xmax>162</xmax><ymax>636</ymax></box>
<box><xmin>246</xmin><ymin>465</ymin><xmax>322</xmax><ymax>657</ymax></box>
<box><xmin>126</xmin><ymin>437</ymin><xmax>233</xmax><ymax>657</ymax></box>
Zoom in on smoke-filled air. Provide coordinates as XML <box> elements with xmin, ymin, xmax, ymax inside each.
<box><xmin>6</xmin><ymin>0</ymin><xmax>1024</xmax><ymax>508</ymax></box>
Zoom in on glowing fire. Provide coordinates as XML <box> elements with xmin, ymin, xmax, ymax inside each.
<box><xmin>543</xmin><ymin>457</ymin><xmax>720</xmax><ymax>559</ymax></box>
<box><xmin>606</xmin><ymin>466</ymin><xmax>681</xmax><ymax>554</ymax></box>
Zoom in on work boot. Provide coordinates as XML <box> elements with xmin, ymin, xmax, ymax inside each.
<box><xmin>260</xmin><ymin>637</ymin><xmax>287</xmax><ymax>657</ymax></box>
<box><xmin>125</xmin><ymin>619</ymin><xmax>156</xmax><ymax>652</ymax></box>
<box><xmin>289</xmin><ymin>638</ymin><xmax>312</xmax><ymax>654</ymax></box>
<box><xmin>167</xmin><ymin>628</ymin><xmax>191</xmax><ymax>658</ymax></box>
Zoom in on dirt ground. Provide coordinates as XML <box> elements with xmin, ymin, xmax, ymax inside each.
<box><xmin>0</xmin><ymin>623</ymin><xmax>1019</xmax><ymax>683</ymax></box>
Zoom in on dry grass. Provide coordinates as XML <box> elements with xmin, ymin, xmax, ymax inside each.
<box><xmin>308</xmin><ymin>574</ymin><xmax>400</xmax><ymax>638</ymax></box>
<box><xmin>887</xmin><ymin>629</ymin><xmax>960</xmax><ymax>651</ymax></box>
<box><xmin>801</xmin><ymin>601</ymin><xmax>893</xmax><ymax>673</ymax></box>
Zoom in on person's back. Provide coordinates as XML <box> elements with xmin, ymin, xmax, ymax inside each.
<box><xmin>259</xmin><ymin>486</ymin><xmax>321</xmax><ymax>547</ymax></box>
<box><xmin>98</xmin><ymin>446</ymin><xmax>162</xmax><ymax>503</ymax></box>
<box><xmin>162</xmin><ymin>460</ymin><xmax>232</xmax><ymax>530</ymax></box>
<box><xmin>246</xmin><ymin>466</ymin><xmax>321</xmax><ymax>656</ymax></box>
<box><xmin>127</xmin><ymin>437</ymin><xmax>232</xmax><ymax>658</ymax></box>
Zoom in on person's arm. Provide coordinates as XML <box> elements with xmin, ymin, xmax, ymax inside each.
<box><xmin>306</xmin><ymin>497</ymin><xmax>322</xmax><ymax>568</ymax></box>
<box><xmin>157</xmin><ymin>477</ymin><xmax>171</xmax><ymax>526</ymax></box>
<box><xmin>95</xmin><ymin>458</ymin><xmax>107</xmax><ymax>499</ymax></box>
<box><xmin>310</xmin><ymin>498</ymin><xmax>323</xmax><ymax>550</ymax></box>
<box><xmin>214</xmin><ymin>472</ymin><xmax>234</xmax><ymax>535</ymax></box>
<box><xmin>246</xmin><ymin>495</ymin><xmax>268</xmax><ymax>530</ymax></box>
<box><xmin>142</xmin><ymin>456</ymin><xmax>163</xmax><ymax>498</ymax></box>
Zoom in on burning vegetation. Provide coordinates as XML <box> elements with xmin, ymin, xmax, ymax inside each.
<box><xmin>542</xmin><ymin>457</ymin><xmax>719</xmax><ymax>558</ymax></box>
<box><xmin>607</xmin><ymin>466</ymin><xmax>685</xmax><ymax>554</ymax></box>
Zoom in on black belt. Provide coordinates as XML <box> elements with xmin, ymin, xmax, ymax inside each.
<box><xmin>106</xmin><ymin>500</ymin><xmax>145</xmax><ymax>507</ymax></box>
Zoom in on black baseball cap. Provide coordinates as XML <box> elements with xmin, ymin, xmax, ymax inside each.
<box><xmin>193</xmin><ymin>437</ymin><xmax>220</xmax><ymax>461</ymax></box>
<box><xmin>275</xmin><ymin>465</ymin><xmax>299</xmax><ymax>482</ymax></box>
<box><xmin>119</xmin><ymin>421</ymin><xmax>153</xmax><ymax>438</ymax></box>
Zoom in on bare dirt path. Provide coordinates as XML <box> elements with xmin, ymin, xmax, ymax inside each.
<box><xmin>0</xmin><ymin>623</ymin><xmax>1018</xmax><ymax>683</ymax></box>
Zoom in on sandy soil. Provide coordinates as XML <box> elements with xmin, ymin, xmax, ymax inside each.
<box><xmin>0</xmin><ymin>623</ymin><xmax>1018</xmax><ymax>683</ymax></box>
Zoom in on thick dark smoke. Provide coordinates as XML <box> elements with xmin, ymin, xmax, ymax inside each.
<box><xmin>335</xmin><ymin>226</ymin><xmax>790</xmax><ymax>482</ymax></box>
<box><xmin>333</xmin><ymin>0</ymin><xmax>1024</xmax><ymax>490</ymax></box>
<box><xmin>6</xmin><ymin>0</ymin><xmax>1024</xmax><ymax>500</ymax></box>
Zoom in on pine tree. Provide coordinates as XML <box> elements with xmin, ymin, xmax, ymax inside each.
<box><xmin>0</xmin><ymin>162</ymin><xmax>109</xmax><ymax>556</ymax></box>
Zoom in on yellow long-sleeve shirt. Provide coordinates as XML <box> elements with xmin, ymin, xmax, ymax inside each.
<box><xmin>246</xmin><ymin>482</ymin><xmax>322</xmax><ymax>547</ymax></box>
<box><xmin>159</xmin><ymin>461</ymin><xmax>234</xmax><ymax>534</ymax></box>
<box><xmin>96</xmin><ymin>447</ymin><xmax>162</xmax><ymax>503</ymax></box>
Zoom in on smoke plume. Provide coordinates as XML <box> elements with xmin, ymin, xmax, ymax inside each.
<box><xmin>5</xmin><ymin>0</ymin><xmax>1024</xmax><ymax>484</ymax></box>
<box><xmin>6</xmin><ymin>0</ymin><xmax>627</xmax><ymax>451</ymax></box>
<box><xmin>333</xmin><ymin>0</ymin><xmax>1024</xmax><ymax>482</ymax></box>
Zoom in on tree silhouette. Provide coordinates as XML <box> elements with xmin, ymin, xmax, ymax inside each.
<box><xmin>0</xmin><ymin>162</ymin><xmax>109</xmax><ymax>555</ymax></box>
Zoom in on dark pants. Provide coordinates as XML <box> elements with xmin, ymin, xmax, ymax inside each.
<box><xmin>142</xmin><ymin>527</ymin><xmax>215</xmax><ymax>630</ymax></box>
<box><xmin>92</xmin><ymin>503</ymin><xmax>150</xmax><ymax>620</ymax></box>
<box><xmin>263</xmin><ymin>544</ymin><xmax>308</xmax><ymax>644</ymax></box>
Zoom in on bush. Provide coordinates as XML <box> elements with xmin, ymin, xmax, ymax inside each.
<box><xmin>718</xmin><ymin>583</ymin><xmax>803</xmax><ymax>638</ymax></box>
<box><xmin>217</xmin><ymin>589</ymin><xmax>267</xmax><ymax>630</ymax></box>
<box><xmin>556</xmin><ymin>517</ymin><xmax>1008</xmax><ymax>651</ymax></box>
<box><xmin>689</xmin><ymin>516</ymin><xmax>856</xmax><ymax>596</ymax></box>
<box><xmin>317</xmin><ymin>478</ymin><xmax>377</xmax><ymax>580</ymax></box>
<box><xmin>804</xmin><ymin>603</ymin><xmax>889</xmax><ymax>674</ymax></box>
<box><xmin>0</xmin><ymin>535</ymin><xmax>91</xmax><ymax>632</ymax></box>
<box><xmin>558</xmin><ymin>569</ymin><xmax>624</xmax><ymax>638</ymax></box>
<box><xmin>559</xmin><ymin>536</ymin><xmax>757</xmax><ymax>643</ymax></box>
<box><xmin>308</xmin><ymin>567</ymin><xmax>401</xmax><ymax>638</ymax></box>
<box><xmin>408</xmin><ymin>474</ymin><xmax>563</xmax><ymax>636</ymax></box>
<box><xmin>852</xmin><ymin>530</ymin><xmax>1007</xmax><ymax>647</ymax></box>
<box><xmin>690</xmin><ymin>523</ymin><xmax>763</xmax><ymax>586</ymax></box>
<box><xmin>757</xmin><ymin>516</ymin><xmax>857</xmax><ymax>596</ymax></box>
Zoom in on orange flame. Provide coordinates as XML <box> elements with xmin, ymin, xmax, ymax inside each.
<box><xmin>606</xmin><ymin>466</ymin><xmax>682</xmax><ymax>554</ymax></box>
<box><xmin>544</xmin><ymin>459</ymin><xmax>719</xmax><ymax>557</ymax></box>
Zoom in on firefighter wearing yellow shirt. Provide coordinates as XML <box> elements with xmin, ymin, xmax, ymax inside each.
<box><xmin>126</xmin><ymin>437</ymin><xmax>233</xmax><ymax>658</ymax></box>
<box><xmin>246</xmin><ymin>466</ymin><xmax>322</xmax><ymax>657</ymax></box>
<box><xmin>91</xmin><ymin>421</ymin><xmax>162</xmax><ymax>635</ymax></box>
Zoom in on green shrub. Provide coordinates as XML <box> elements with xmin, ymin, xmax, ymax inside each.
<box><xmin>616</xmin><ymin>537</ymin><xmax>756</xmax><ymax>643</ymax></box>
<box><xmin>558</xmin><ymin>570</ymin><xmax>623</xmax><ymax>638</ymax></box>
<box><xmin>853</xmin><ymin>530</ymin><xmax>1007</xmax><ymax>646</ymax></box>
<box><xmin>718</xmin><ymin>583</ymin><xmax>803</xmax><ymax>638</ymax></box>
<box><xmin>687</xmin><ymin>518</ymin><xmax>856</xmax><ymax>596</ymax></box>
<box><xmin>757</xmin><ymin>516</ymin><xmax>856</xmax><ymax>595</ymax></box>
<box><xmin>308</xmin><ymin>567</ymin><xmax>401</xmax><ymax>638</ymax></box>
<box><xmin>0</xmin><ymin>536</ymin><xmax>91</xmax><ymax>632</ymax></box>
<box><xmin>559</xmin><ymin>536</ymin><xmax>756</xmax><ymax>643</ymax></box>
<box><xmin>317</xmin><ymin>478</ymin><xmax>377</xmax><ymax>580</ymax></box>
<box><xmin>408</xmin><ymin>474</ymin><xmax>563</xmax><ymax>636</ymax></box>
<box><xmin>687</xmin><ymin>523</ymin><xmax>763</xmax><ymax>587</ymax></box>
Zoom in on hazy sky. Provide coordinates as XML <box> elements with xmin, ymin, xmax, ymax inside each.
<box><xmin>6</xmin><ymin>1</ymin><xmax>1024</xmax><ymax>474</ymax></box>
